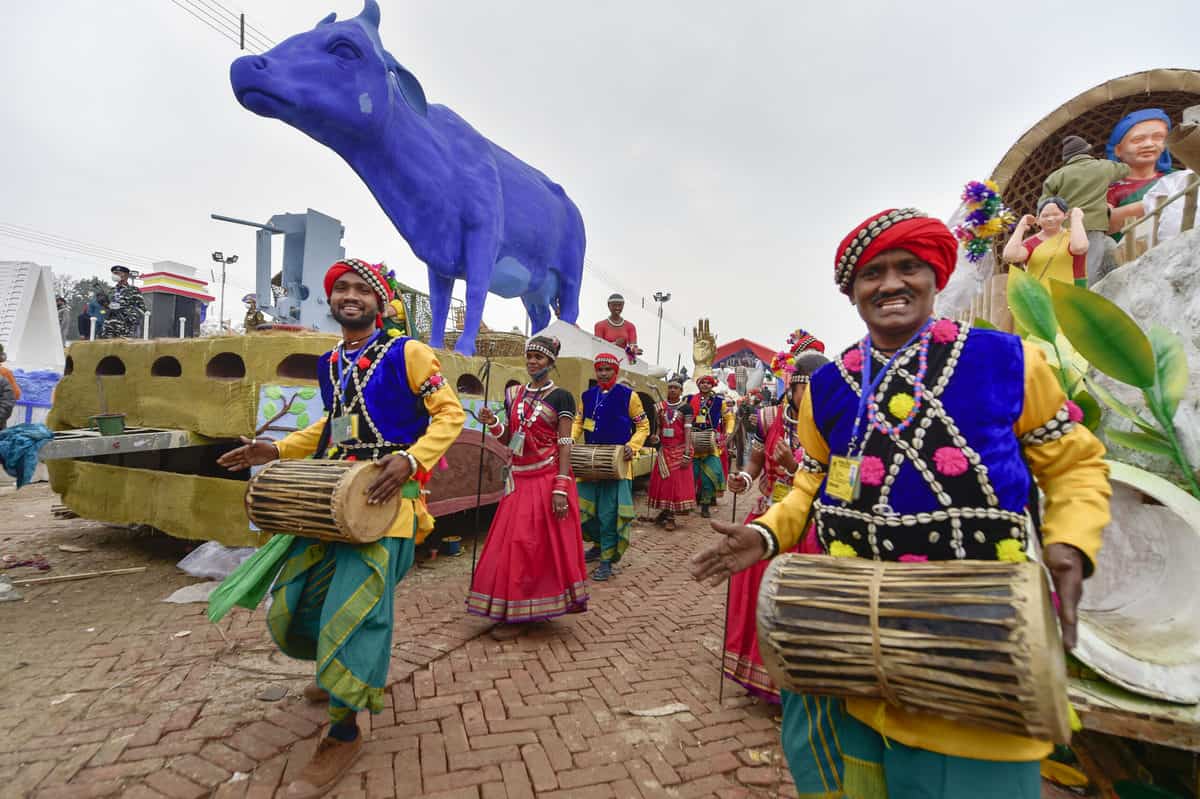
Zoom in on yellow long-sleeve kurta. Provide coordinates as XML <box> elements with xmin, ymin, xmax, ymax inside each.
<box><xmin>274</xmin><ymin>339</ymin><xmax>466</xmax><ymax>543</ymax></box>
<box><xmin>755</xmin><ymin>341</ymin><xmax>1111</xmax><ymax>762</ymax></box>
<box><xmin>572</xmin><ymin>389</ymin><xmax>650</xmax><ymax>480</ymax></box>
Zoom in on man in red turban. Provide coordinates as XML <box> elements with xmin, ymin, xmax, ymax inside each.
<box><xmin>692</xmin><ymin>208</ymin><xmax>1111</xmax><ymax>798</ymax></box>
<box><xmin>573</xmin><ymin>351</ymin><xmax>649</xmax><ymax>581</ymax></box>
<box><xmin>218</xmin><ymin>256</ymin><xmax>465</xmax><ymax>797</ymax></box>
<box><xmin>688</xmin><ymin>373</ymin><xmax>733</xmax><ymax>518</ymax></box>
<box><xmin>323</xmin><ymin>258</ymin><xmax>395</xmax><ymax>328</ymax></box>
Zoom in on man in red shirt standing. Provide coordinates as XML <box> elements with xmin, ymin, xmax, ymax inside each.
<box><xmin>593</xmin><ymin>294</ymin><xmax>641</xmax><ymax>362</ymax></box>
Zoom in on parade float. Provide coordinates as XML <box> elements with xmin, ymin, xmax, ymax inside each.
<box><xmin>40</xmin><ymin>0</ymin><xmax>664</xmax><ymax>547</ymax></box>
<box><xmin>938</xmin><ymin>68</ymin><xmax>1200</xmax><ymax>776</ymax></box>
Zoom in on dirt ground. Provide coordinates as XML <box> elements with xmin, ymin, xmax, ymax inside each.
<box><xmin>0</xmin><ymin>481</ymin><xmax>1152</xmax><ymax>799</ymax></box>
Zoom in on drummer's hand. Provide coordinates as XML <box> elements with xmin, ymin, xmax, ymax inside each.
<box><xmin>689</xmin><ymin>520</ymin><xmax>766</xmax><ymax>587</ymax></box>
<box><xmin>622</xmin><ymin>445</ymin><xmax>634</xmax><ymax>460</ymax></box>
<box><xmin>217</xmin><ymin>436</ymin><xmax>278</xmax><ymax>471</ymax></box>
<box><xmin>1045</xmin><ymin>543</ymin><xmax>1084</xmax><ymax>650</ymax></box>
<box><xmin>477</xmin><ymin>407</ymin><xmax>498</xmax><ymax>427</ymax></box>
<box><xmin>727</xmin><ymin>472</ymin><xmax>750</xmax><ymax>494</ymax></box>
<box><xmin>552</xmin><ymin>492</ymin><xmax>568</xmax><ymax>519</ymax></box>
<box><xmin>367</xmin><ymin>454</ymin><xmax>413</xmax><ymax>504</ymax></box>
<box><xmin>683</xmin><ymin>448</ymin><xmax>693</xmax><ymax>462</ymax></box>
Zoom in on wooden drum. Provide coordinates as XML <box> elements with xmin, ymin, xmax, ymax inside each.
<box><xmin>570</xmin><ymin>444</ymin><xmax>625</xmax><ymax>481</ymax></box>
<box><xmin>757</xmin><ymin>554</ymin><xmax>1071</xmax><ymax>743</ymax></box>
<box><xmin>690</xmin><ymin>429</ymin><xmax>718</xmax><ymax>455</ymax></box>
<box><xmin>246</xmin><ymin>460</ymin><xmax>399</xmax><ymax>544</ymax></box>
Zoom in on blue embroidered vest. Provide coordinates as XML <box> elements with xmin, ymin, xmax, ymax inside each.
<box><xmin>688</xmin><ymin>393</ymin><xmax>724</xmax><ymax>430</ymax></box>
<box><xmin>808</xmin><ymin>325</ymin><xmax>1032</xmax><ymax>561</ymax></box>
<box><xmin>582</xmin><ymin>383</ymin><xmax>634</xmax><ymax>445</ymax></box>
<box><xmin>317</xmin><ymin>336</ymin><xmax>430</xmax><ymax>453</ymax></box>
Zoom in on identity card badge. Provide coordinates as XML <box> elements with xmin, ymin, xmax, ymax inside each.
<box><xmin>826</xmin><ymin>455</ymin><xmax>862</xmax><ymax>503</ymax></box>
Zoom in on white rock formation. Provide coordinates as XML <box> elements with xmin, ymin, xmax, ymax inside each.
<box><xmin>1091</xmin><ymin>227</ymin><xmax>1200</xmax><ymax>475</ymax></box>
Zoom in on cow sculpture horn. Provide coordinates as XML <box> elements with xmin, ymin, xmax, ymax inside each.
<box><xmin>359</xmin><ymin>0</ymin><xmax>381</xmax><ymax>28</ymax></box>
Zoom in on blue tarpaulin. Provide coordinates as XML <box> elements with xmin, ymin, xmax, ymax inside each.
<box><xmin>0</xmin><ymin>424</ymin><xmax>54</xmax><ymax>488</ymax></box>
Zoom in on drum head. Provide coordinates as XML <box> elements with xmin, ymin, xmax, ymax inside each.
<box><xmin>332</xmin><ymin>463</ymin><xmax>402</xmax><ymax>542</ymax></box>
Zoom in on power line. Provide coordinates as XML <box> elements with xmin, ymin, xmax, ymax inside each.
<box><xmin>0</xmin><ymin>222</ymin><xmax>161</xmax><ymax>264</ymax></box>
<box><xmin>201</xmin><ymin>0</ymin><xmax>277</xmax><ymax>46</ymax></box>
<box><xmin>0</xmin><ymin>232</ymin><xmax>155</xmax><ymax>268</ymax></box>
<box><xmin>582</xmin><ymin>255</ymin><xmax>691</xmax><ymax>334</ymax></box>
<box><xmin>167</xmin><ymin>0</ymin><xmax>241</xmax><ymax>48</ymax></box>
<box><xmin>179</xmin><ymin>0</ymin><xmax>273</xmax><ymax>51</ymax></box>
<box><xmin>189</xmin><ymin>0</ymin><xmax>274</xmax><ymax>50</ymax></box>
<box><xmin>166</xmin><ymin>0</ymin><xmax>276</xmax><ymax>53</ymax></box>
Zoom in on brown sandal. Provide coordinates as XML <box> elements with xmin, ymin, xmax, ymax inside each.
<box><xmin>664</xmin><ymin>518</ymin><xmax>677</xmax><ymax>531</ymax></box>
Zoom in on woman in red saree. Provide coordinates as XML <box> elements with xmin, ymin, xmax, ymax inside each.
<box><xmin>647</xmin><ymin>374</ymin><xmax>696</xmax><ymax>530</ymax></box>
<box><xmin>469</xmin><ymin>335</ymin><xmax>588</xmax><ymax>626</ymax></box>
<box><xmin>722</xmin><ymin>333</ymin><xmax>827</xmax><ymax>702</ymax></box>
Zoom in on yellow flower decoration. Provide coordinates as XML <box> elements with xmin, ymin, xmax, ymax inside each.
<box><xmin>995</xmin><ymin>538</ymin><xmax>1027</xmax><ymax>562</ymax></box>
<box><xmin>887</xmin><ymin>392</ymin><xmax>915</xmax><ymax>420</ymax></box>
<box><xmin>829</xmin><ymin>541</ymin><xmax>858</xmax><ymax>558</ymax></box>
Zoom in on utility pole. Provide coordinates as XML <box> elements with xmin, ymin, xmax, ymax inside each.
<box><xmin>239</xmin><ymin>13</ymin><xmax>245</xmax><ymax>50</ymax></box>
<box><xmin>652</xmin><ymin>291</ymin><xmax>671</xmax><ymax>365</ymax></box>
<box><xmin>212</xmin><ymin>251</ymin><xmax>239</xmax><ymax>331</ymax></box>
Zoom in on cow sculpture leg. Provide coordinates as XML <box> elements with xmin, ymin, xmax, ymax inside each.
<box><xmin>521</xmin><ymin>295</ymin><xmax>552</xmax><ymax>335</ymax></box>
<box><xmin>455</xmin><ymin>232</ymin><xmax>502</xmax><ymax>355</ymax></box>
<box><xmin>555</xmin><ymin>237</ymin><xmax>585</xmax><ymax>324</ymax></box>
<box><xmin>426</xmin><ymin>269</ymin><xmax>454</xmax><ymax>350</ymax></box>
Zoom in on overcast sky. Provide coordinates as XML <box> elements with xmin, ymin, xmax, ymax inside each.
<box><xmin>3</xmin><ymin>0</ymin><xmax>1198</xmax><ymax>368</ymax></box>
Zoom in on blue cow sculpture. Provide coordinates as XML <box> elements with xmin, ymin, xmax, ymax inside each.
<box><xmin>229</xmin><ymin>0</ymin><xmax>585</xmax><ymax>354</ymax></box>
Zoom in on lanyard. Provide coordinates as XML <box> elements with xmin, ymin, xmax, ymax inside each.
<box><xmin>847</xmin><ymin>320</ymin><xmax>932</xmax><ymax>455</ymax></box>
<box><xmin>591</xmin><ymin>387</ymin><xmax>614</xmax><ymax>421</ymax></box>
<box><xmin>335</xmin><ymin>331</ymin><xmax>381</xmax><ymax>407</ymax></box>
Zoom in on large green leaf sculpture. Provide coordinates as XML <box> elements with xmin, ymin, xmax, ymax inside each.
<box><xmin>1049</xmin><ymin>281</ymin><xmax>1156</xmax><ymax>388</ymax></box>
<box><xmin>1147</xmin><ymin>325</ymin><xmax>1189</xmax><ymax>420</ymax></box>
<box><xmin>1106</xmin><ymin>429</ymin><xmax>1176</xmax><ymax>459</ymax></box>
<box><xmin>1006</xmin><ymin>268</ymin><xmax>1058</xmax><ymax>343</ymax></box>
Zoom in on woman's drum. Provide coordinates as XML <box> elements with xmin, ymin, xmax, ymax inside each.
<box><xmin>570</xmin><ymin>444</ymin><xmax>625</xmax><ymax>481</ymax></box>
<box><xmin>246</xmin><ymin>460</ymin><xmax>399</xmax><ymax>544</ymax></box>
<box><xmin>690</xmin><ymin>429</ymin><xmax>718</xmax><ymax>455</ymax></box>
<box><xmin>757</xmin><ymin>554</ymin><xmax>1071</xmax><ymax>743</ymax></box>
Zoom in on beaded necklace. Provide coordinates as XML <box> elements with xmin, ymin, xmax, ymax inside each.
<box><xmin>663</xmin><ymin>398</ymin><xmax>684</xmax><ymax>427</ymax></box>
<box><xmin>510</xmin><ymin>382</ymin><xmax>553</xmax><ymax>456</ymax></box>
<box><xmin>861</xmin><ymin>325</ymin><xmax>933</xmax><ymax>438</ymax></box>
<box><xmin>696</xmin><ymin>393</ymin><xmax>716</xmax><ymax>428</ymax></box>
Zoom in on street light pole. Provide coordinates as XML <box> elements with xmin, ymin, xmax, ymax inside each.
<box><xmin>652</xmin><ymin>291</ymin><xmax>671</xmax><ymax>365</ymax></box>
<box><xmin>211</xmin><ymin>251</ymin><xmax>239</xmax><ymax>331</ymax></box>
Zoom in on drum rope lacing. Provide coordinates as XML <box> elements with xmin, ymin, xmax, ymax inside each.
<box><xmin>867</xmin><ymin>562</ymin><xmax>901</xmax><ymax>707</ymax></box>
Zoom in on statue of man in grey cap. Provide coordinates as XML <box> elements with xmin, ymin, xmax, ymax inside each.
<box><xmin>1039</xmin><ymin>134</ymin><xmax>1129</xmax><ymax>283</ymax></box>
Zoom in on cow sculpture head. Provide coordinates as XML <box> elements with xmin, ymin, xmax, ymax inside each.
<box><xmin>229</xmin><ymin>0</ymin><xmax>428</xmax><ymax>149</ymax></box>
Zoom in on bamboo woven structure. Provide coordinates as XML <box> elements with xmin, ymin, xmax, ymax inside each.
<box><xmin>757</xmin><ymin>554</ymin><xmax>1071</xmax><ymax>743</ymax></box>
<box><xmin>991</xmin><ymin>68</ymin><xmax>1200</xmax><ymax>216</ymax></box>
<box><xmin>442</xmin><ymin>330</ymin><xmax>527</xmax><ymax>358</ymax></box>
<box><xmin>246</xmin><ymin>460</ymin><xmax>399</xmax><ymax>543</ymax></box>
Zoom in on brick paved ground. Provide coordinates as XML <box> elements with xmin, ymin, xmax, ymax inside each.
<box><xmin>1</xmin><ymin>484</ymin><xmax>796</xmax><ymax>798</ymax></box>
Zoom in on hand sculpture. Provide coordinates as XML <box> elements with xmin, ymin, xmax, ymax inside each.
<box><xmin>693</xmin><ymin>318</ymin><xmax>716</xmax><ymax>376</ymax></box>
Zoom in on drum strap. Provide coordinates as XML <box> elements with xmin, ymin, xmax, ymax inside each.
<box><xmin>867</xmin><ymin>562</ymin><xmax>900</xmax><ymax>707</ymax></box>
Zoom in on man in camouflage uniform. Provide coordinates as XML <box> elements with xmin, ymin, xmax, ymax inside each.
<box><xmin>100</xmin><ymin>265</ymin><xmax>147</xmax><ymax>339</ymax></box>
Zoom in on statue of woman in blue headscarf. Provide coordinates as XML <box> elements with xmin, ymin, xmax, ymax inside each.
<box><xmin>1106</xmin><ymin>108</ymin><xmax>1174</xmax><ymax>239</ymax></box>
